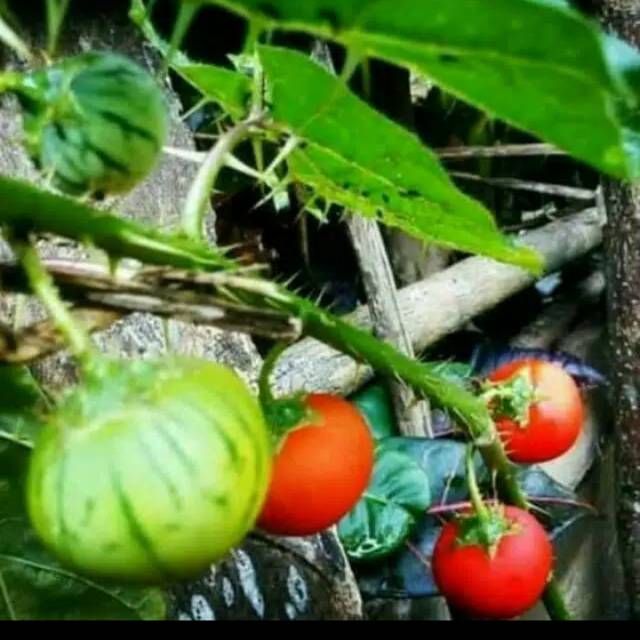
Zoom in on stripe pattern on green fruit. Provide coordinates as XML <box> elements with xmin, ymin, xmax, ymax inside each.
<box><xmin>26</xmin><ymin>357</ymin><xmax>272</xmax><ymax>585</ymax></box>
<box><xmin>14</xmin><ymin>51</ymin><xmax>168</xmax><ymax>197</ymax></box>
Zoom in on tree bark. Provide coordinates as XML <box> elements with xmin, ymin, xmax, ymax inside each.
<box><xmin>597</xmin><ymin>0</ymin><xmax>640</xmax><ymax>618</ymax></box>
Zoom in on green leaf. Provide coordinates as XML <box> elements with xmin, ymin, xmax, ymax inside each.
<box><xmin>173</xmin><ymin>63</ymin><xmax>253</xmax><ymax>120</ymax></box>
<box><xmin>130</xmin><ymin>0</ymin><xmax>251</xmax><ymax>119</ymax></box>
<box><xmin>350</xmin><ymin>382</ymin><xmax>398</xmax><ymax>440</ymax></box>
<box><xmin>258</xmin><ymin>45</ymin><xmax>542</xmax><ymax>272</ymax></box>
<box><xmin>338</xmin><ymin>443</ymin><xmax>431</xmax><ymax>562</ymax></box>
<box><xmin>0</xmin><ymin>445</ymin><xmax>166</xmax><ymax>620</ymax></box>
<box><xmin>381</xmin><ymin>437</ymin><xmax>483</xmax><ymax>504</ymax></box>
<box><xmin>213</xmin><ymin>0</ymin><xmax>640</xmax><ymax>179</ymax></box>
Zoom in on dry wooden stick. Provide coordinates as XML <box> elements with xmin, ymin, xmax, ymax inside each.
<box><xmin>347</xmin><ymin>216</ymin><xmax>433</xmax><ymax>437</ymax></box>
<box><xmin>0</xmin><ymin>259</ymin><xmax>302</xmax><ymax>362</ymax></box>
<box><xmin>437</xmin><ymin>143</ymin><xmax>565</xmax><ymax>159</ymax></box>
<box><xmin>450</xmin><ymin>171</ymin><xmax>596</xmax><ymax>201</ymax></box>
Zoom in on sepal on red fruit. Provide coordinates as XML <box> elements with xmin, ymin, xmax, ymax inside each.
<box><xmin>262</xmin><ymin>392</ymin><xmax>318</xmax><ymax>446</ymax></box>
<box><xmin>454</xmin><ymin>503</ymin><xmax>521</xmax><ymax>560</ymax></box>
<box><xmin>479</xmin><ymin>366</ymin><xmax>542</xmax><ymax>428</ymax></box>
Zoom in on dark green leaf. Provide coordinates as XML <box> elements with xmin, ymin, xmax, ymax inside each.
<box><xmin>258</xmin><ymin>45</ymin><xmax>543</xmax><ymax>272</ymax></box>
<box><xmin>213</xmin><ymin>0</ymin><xmax>640</xmax><ymax>179</ymax></box>
<box><xmin>338</xmin><ymin>444</ymin><xmax>431</xmax><ymax>561</ymax></box>
<box><xmin>516</xmin><ymin>466</ymin><xmax>596</xmax><ymax>539</ymax></box>
<box><xmin>381</xmin><ymin>437</ymin><xmax>481</xmax><ymax>504</ymax></box>
<box><xmin>350</xmin><ymin>382</ymin><xmax>398</xmax><ymax>440</ymax></box>
<box><xmin>0</xmin><ymin>446</ymin><xmax>166</xmax><ymax>620</ymax></box>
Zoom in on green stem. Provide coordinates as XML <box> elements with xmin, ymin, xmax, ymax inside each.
<box><xmin>258</xmin><ymin>342</ymin><xmax>287</xmax><ymax>408</ymax></box>
<box><xmin>46</xmin><ymin>0</ymin><xmax>70</xmax><ymax>57</ymax></box>
<box><xmin>12</xmin><ymin>238</ymin><xmax>96</xmax><ymax>372</ymax></box>
<box><xmin>182</xmin><ymin>116</ymin><xmax>261</xmax><ymax>242</ymax></box>
<box><xmin>165</xmin><ymin>1</ymin><xmax>199</xmax><ymax>71</ymax></box>
<box><xmin>466</xmin><ymin>445</ymin><xmax>490</xmax><ymax>522</ymax></box>
<box><xmin>0</xmin><ymin>13</ymin><xmax>32</xmax><ymax>62</ymax></box>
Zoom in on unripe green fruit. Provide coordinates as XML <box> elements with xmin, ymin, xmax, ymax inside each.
<box><xmin>14</xmin><ymin>51</ymin><xmax>168</xmax><ymax>197</ymax></box>
<box><xmin>26</xmin><ymin>357</ymin><xmax>272</xmax><ymax>585</ymax></box>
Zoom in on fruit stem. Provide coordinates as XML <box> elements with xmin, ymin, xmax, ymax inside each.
<box><xmin>0</xmin><ymin>14</ymin><xmax>33</xmax><ymax>63</ymax></box>
<box><xmin>46</xmin><ymin>0</ymin><xmax>70</xmax><ymax>57</ymax></box>
<box><xmin>164</xmin><ymin>1</ymin><xmax>199</xmax><ymax>73</ymax></box>
<box><xmin>11</xmin><ymin>237</ymin><xmax>98</xmax><ymax>373</ymax></box>
<box><xmin>466</xmin><ymin>445</ymin><xmax>491</xmax><ymax>523</ymax></box>
<box><xmin>258</xmin><ymin>341</ymin><xmax>287</xmax><ymax>408</ymax></box>
<box><xmin>181</xmin><ymin>115</ymin><xmax>264</xmax><ymax>242</ymax></box>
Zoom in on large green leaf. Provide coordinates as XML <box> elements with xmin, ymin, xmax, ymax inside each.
<box><xmin>211</xmin><ymin>0</ymin><xmax>640</xmax><ymax>180</ymax></box>
<box><xmin>259</xmin><ymin>45</ymin><xmax>542</xmax><ymax>271</ymax></box>
<box><xmin>338</xmin><ymin>442</ymin><xmax>431</xmax><ymax>562</ymax></box>
<box><xmin>0</xmin><ymin>444</ymin><xmax>166</xmax><ymax>620</ymax></box>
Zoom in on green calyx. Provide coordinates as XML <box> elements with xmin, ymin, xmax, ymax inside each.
<box><xmin>454</xmin><ymin>504</ymin><xmax>520</xmax><ymax>558</ymax></box>
<box><xmin>262</xmin><ymin>393</ymin><xmax>316</xmax><ymax>443</ymax></box>
<box><xmin>479</xmin><ymin>369</ymin><xmax>540</xmax><ymax>428</ymax></box>
<box><xmin>258</xmin><ymin>342</ymin><xmax>317</xmax><ymax>446</ymax></box>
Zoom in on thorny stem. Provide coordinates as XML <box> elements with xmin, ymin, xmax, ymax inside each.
<box><xmin>258</xmin><ymin>341</ymin><xmax>288</xmax><ymax>408</ymax></box>
<box><xmin>181</xmin><ymin>115</ymin><xmax>264</xmax><ymax>242</ymax></box>
<box><xmin>466</xmin><ymin>445</ymin><xmax>490</xmax><ymax>523</ymax></box>
<box><xmin>11</xmin><ymin>238</ymin><xmax>96</xmax><ymax>372</ymax></box>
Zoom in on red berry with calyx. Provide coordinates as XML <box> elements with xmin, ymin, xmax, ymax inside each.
<box><xmin>432</xmin><ymin>505</ymin><xmax>553</xmax><ymax>620</ymax></box>
<box><xmin>487</xmin><ymin>359</ymin><xmax>584</xmax><ymax>463</ymax></box>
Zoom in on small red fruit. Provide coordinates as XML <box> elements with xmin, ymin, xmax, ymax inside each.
<box><xmin>487</xmin><ymin>359</ymin><xmax>584</xmax><ymax>463</ymax></box>
<box><xmin>257</xmin><ymin>393</ymin><xmax>375</xmax><ymax>537</ymax></box>
<box><xmin>432</xmin><ymin>505</ymin><xmax>553</xmax><ymax>620</ymax></box>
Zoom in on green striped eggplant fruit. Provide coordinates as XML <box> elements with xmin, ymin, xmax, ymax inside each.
<box><xmin>13</xmin><ymin>51</ymin><xmax>168</xmax><ymax>197</ymax></box>
<box><xmin>26</xmin><ymin>357</ymin><xmax>272</xmax><ymax>585</ymax></box>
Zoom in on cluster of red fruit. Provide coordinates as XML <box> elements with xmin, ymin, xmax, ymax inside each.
<box><xmin>256</xmin><ymin>358</ymin><xmax>585</xmax><ymax>621</ymax></box>
<box><xmin>432</xmin><ymin>359</ymin><xmax>585</xmax><ymax>620</ymax></box>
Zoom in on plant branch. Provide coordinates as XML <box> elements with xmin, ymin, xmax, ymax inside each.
<box><xmin>0</xmin><ymin>13</ymin><xmax>32</xmax><ymax>62</ymax></box>
<box><xmin>181</xmin><ymin>115</ymin><xmax>264</xmax><ymax>242</ymax></box>
<box><xmin>10</xmin><ymin>239</ymin><xmax>96</xmax><ymax>370</ymax></box>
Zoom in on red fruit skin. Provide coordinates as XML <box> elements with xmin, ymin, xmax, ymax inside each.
<box><xmin>257</xmin><ymin>394</ymin><xmax>375</xmax><ymax>537</ymax></box>
<box><xmin>432</xmin><ymin>506</ymin><xmax>553</xmax><ymax>620</ymax></box>
<box><xmin>489</xmin><ymin>359</ymin><xmax>584</xmax><ymax>463</ymax></box>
